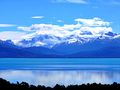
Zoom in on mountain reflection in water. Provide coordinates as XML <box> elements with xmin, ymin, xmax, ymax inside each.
<box><xmin>0</xmin><ymin>70</ymin><xmax>120</xmax><ymax>87</ymax></box>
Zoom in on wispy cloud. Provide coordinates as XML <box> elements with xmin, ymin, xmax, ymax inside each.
<box><xmin>18</xmin><ymin>17</ymin><xmax>112</xmax><ymax>37</ymax></box>
<box><xmin>54</xmin><ymin>0</ymin><xmax>120</xmax><ymax>6</ymax></box>
<box><xmin>32</xmin><ymin>16</ymin><xmax>44</xmax><ymax>19</ymax></box>
<box><xmin>0</xmin><ymin>24</ymin><xmax>15</xmax><ymax>27</ymax></box>
<box><xmin>57</xmin><ymin>20</ymin><xmax>64</xmax><ymax>23</ymax></box>
<box><xmin>53</xmin><ymin>0</ymin><xmax>87</xmax><ymax>4</ymax></box>
<box><xmin>110</xmin><ymin>0</ymin><xmax>120</xmax><ymax>5</ymax></box>
<box><xmin>95</xmin><ymin>0</ymin><xmax>120</xmax><ymax>6</ymax></box>
<box><xmin>75</xmin><ymin>17</ymin><xmax>110</xmax><ymax>26</ymax></box>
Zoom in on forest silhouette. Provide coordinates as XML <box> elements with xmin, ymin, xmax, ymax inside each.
<box><xmin>0</xmin><ymin>78</ymin><xmax>120</xmax><ymax>90</ymax></box>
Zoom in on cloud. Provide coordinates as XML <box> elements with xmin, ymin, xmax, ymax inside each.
<box><xmin>75</xmin><ymin>17</ymin><xmax>110</xmax><ymax>27</ymax></box>
<box><xmin>57</xmin><ymin>20</ymin><xmax>64</xmax><ymax>23</ymax></box>
<box><xmin>54</xmin><ymin>0</ymin><xmax>120</xmax><ymax>6</ymax></box>
<box><xmin>0</xmin><ymin>24</ymin><xmax>15</xmax><ymax>27</ymax></box>
<box><xmin>0</xmin><ymin>31</ymin><xmax>26</xmax><ymax>42</ymax></box>
<box><xmin>18</xmin><ymin>24</ymin><xmax>71</xmax><ymax>38</ymax></box>
<box><xmin>53</xmin><ymin>0</ymin><xmax>87</xmax><ymax>4</ymax></box>
<box><xmin>110</xmin><ymin>0</ymin><xmax>120</xmax><ymax>5</ymax></box>
<box><xmin>16</xmin><ymin>17</ymin><xmax>112</xmax><ymax>47</ymax></box>
<box><xmin>18</xmin><ymin>26</ymin><xmax>32</xmax><ymax>32</ymax></box>
<box><xmin>18</xmin><ymin>17</ymin><xmax>112</xmax><ymax>37</ymax></box>
<box><xmin>32</xmin><ymin>16</ymin><xmax>44</xmax><ymax>19</ymax></box>
<box><xmin>94</xmin><ymin>0</ymin><xmax>120</xmax><ymax>6</ymax></box>
<box><xmin>0</xmin><ymin>18</ymin><xmax>112</xmax><ymax>47</ymax></box>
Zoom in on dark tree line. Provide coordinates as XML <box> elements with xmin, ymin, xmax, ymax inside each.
<box><xmin>0</xmin><ymin>78</ymin><xmax>120</xmax><ymax>90</ymax></box>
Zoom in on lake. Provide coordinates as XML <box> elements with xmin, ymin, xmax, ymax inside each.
<box><xmin>0</xmin><ymin>58</ymin><xmax>120</xmax><ymax>87</ymax></box>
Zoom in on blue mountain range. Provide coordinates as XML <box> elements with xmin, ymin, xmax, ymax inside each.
<box><xmin>0</xmin><ymin>32</ymin><xmax>120</xmax><ymax>57</ymax></box>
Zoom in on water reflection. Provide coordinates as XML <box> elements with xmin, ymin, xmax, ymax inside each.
<box><xmin>0</xmin><ymin>70</ymin><xmax>120</xmax><ymax>87</ymax></box>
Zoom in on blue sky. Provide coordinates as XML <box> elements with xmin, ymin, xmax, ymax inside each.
<box><xmin>0</xmin><ymin>0</ymin><xmax>120</xmax><ymax>38</ymax></box>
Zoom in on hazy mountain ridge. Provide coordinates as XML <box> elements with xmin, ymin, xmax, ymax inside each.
<box><xmin>0</xmin><ymin>31</ymin><xmax>120</xmax><ymax>57</ymax></box>
<box><xmin>17</xmin><ymin>31</ymin><xmax>118</xmax><ymax>47</ymax></box>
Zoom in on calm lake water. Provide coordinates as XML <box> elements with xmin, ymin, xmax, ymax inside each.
<box><xmin>0</xmin><ymin>58</ymin><xmax>120</xmax><ymax>86</ymax></box>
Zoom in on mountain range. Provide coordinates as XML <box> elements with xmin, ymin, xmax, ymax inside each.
<box><xmin>0</xmin><ymin>31</ymin><xmax>120</xmax><ymax>58</ymax></box>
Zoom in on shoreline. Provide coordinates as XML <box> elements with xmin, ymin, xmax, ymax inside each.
<box><xmin>0</xmin><ymin>78</ymin><xmax>120</xmax><ymax>90</ymax></box>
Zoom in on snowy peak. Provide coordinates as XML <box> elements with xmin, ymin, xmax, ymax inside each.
<box><xmin>16</xmin><ymin>30</ymin><xmax>119</xmax><ymax>48</ymax></box>
<box><xmin>14</xmin><ymin>17</ymin><xmax>118</xmax><ymax>48</ymax></box>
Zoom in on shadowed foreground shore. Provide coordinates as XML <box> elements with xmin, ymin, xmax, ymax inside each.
<box><xmin>0</xmin><ymin>78</ymin><xmax>120</xmax><ymax>90</ymax></box>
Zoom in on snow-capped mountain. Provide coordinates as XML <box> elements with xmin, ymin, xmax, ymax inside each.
<box><xmin>0</xmin><ymin>31</ymin><xmax>120</xmax><ymax>57</ymax></box>
<box><xmin>1</xmin><ymin>17</ymin><xmax>120</xmax><ymax>57</ymax></box>
<box><xmin>15</xmin><ymin>19</ymin><xmax>114</xmax><ymax>48</ymax></box>
<box><xmin>16</xmin><ymin>31</ymin><xmax>118</xmax><ymax>48</ymax></box>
